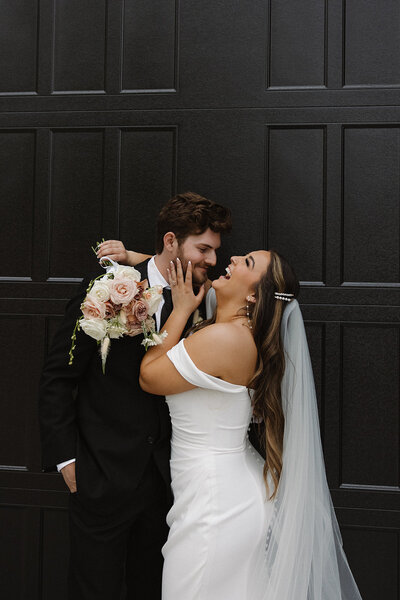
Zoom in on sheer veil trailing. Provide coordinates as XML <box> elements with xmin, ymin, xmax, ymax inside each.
<box><xmin>257</xmin><ymin>300</ymin><xmax>362</xmax><ymax>600</ymax></box>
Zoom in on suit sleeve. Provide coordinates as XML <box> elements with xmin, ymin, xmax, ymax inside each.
<box><xmin>38</xmin><ymin>276</ymin><xmax>97</xmax><ymax>471</ymax></box>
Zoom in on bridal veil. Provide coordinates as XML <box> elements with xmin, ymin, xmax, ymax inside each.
<box><xmin>256</xmin><ymin>299</ymin><xmax>362</xmax><ymax>600</ymax></box>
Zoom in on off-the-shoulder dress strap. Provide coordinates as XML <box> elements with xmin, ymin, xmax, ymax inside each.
<box><xmin>166</xmin><ymin>339</ymin><xmax>247</xmax><ymax>393</ymax></box>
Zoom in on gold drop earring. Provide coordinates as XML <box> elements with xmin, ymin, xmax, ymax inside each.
<box><xmin>246</xmin><ymin>296</ymin><xmax>253</xmax><ymax>329</ymax></box>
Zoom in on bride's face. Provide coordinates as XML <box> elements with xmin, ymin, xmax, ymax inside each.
<box><xmin>213</xmin><ymin>250</ymin><xmax>271</xmax><ymax>299</ymax></box>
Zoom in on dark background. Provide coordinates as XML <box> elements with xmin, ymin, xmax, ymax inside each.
<box><xmin>0</xmin><ymin>1</ymin><xmax>399</xmax><ymax>598</ymax></box>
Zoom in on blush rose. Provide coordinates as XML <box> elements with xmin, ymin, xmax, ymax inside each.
<box><xmin>133</xmin><ymin>300</ymin><xmax>149</xmax><ymax>322</ymax></box>
<box><xmin>81</xmin><ymin>295</ymin><xmax>106</xmax><ymax>320</ymax></box>
<box><xmin>109</xmin><ymin>277</ymin><xmax>137</xmax><ymax>305</ymax></box>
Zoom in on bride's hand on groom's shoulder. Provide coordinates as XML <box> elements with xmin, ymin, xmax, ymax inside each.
<box><xmin>168</xmin><ymin>259</ymin><xmax>205</xmax><ymax>317</ymax></box>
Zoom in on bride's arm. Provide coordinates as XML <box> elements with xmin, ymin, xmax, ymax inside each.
<box><xmin>140</xmin><ymin>260</ymin><xmax>249</xmax><ymax>396</ymax></box>
<box><xmin>140</xmin><ymin>321</ymin><xmax>246</xmax><ymax>396</ymax></box>
<box><xmin>96</xmin><ymin>240</ymin><xmax>151</xmax><ymax>266</ymax></box>
<box><xmin>139</xmin><ymin>258</ymin><xmax>203</xmax><ymax>394</ymax></box>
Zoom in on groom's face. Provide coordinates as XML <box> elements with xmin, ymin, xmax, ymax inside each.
<box><xmin>176</xmin><ymin>228</ymin><xmax>221</xmax><ymax>285</ymax></box>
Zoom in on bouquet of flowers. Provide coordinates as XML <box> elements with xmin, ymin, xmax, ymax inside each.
<box><xmin>69</xmin><ymin>253</ymin><xmax>167</xmax><ymax>373</ymax></box>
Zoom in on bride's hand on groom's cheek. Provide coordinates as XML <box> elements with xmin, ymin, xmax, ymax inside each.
<box><xmin>168</xmin><ymin>259</ymin><xmax>205</xmax><ymax>317</ymax></box>
<box><xmin>61</xmin><ymin>462</ymin><xmax>77</xmax><ymax>494</ymax></box>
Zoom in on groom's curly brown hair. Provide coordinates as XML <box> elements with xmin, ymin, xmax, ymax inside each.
<box><xmin>155</xmin><ymin>192</ymin><xmax>232</xmax><ymax>254</ymax></box>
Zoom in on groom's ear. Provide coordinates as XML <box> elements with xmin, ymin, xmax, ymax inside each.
<box><xmin>163</xmin><ymin>231</ymin><xmax>178</xmax><ymax>253</ymax></box>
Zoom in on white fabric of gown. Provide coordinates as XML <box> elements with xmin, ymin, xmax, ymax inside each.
<box><xmin>163</xmin><ymin>339</ymin><xmax>274</xmax><ymax>600</ymax></box>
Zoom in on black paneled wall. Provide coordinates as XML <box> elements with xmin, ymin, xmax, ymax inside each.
<box><xmin>0</xmin><ymin>2</ymin><xmax>398</xmax><ymax>599</ymax></box>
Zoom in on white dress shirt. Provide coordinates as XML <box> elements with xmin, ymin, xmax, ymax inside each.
<box><xmin>147</xmin><ymin>255</ymin><xmax>170</xmax><ymax>331</ymax></box>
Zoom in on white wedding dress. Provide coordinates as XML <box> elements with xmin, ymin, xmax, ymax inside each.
<box><xmin>162</xmin><ymin>302</ymin><xmax>363</xmax><ymax>600</ymax></box>
<box><xmin>162</xmin><ymin>339</ymin><xmax>274</xmax><ymax>600</ymax></box>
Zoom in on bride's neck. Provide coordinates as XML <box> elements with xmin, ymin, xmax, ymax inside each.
<box><xmin>214</xmin><ymin>297</ymin><xmax>245</xmax><ymax>324</ymax></box>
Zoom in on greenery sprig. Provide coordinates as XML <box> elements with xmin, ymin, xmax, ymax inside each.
<box><xmin>68</xmin><ymin>318</ymin><xmax>81</xmax><ymax>365</ymax></box>
<box><xmin>68</xmin><ymin>239</ymin><xmax>107</xmax><ymax>366</ymax></box>
<box><xmin>91</xmin><ymin>237</ymin><xmax>112</xmax><ymax>268</ymax></box>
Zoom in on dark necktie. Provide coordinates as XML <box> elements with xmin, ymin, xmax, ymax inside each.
<box><xmin>160</xmin><ymin>287</ymin><xmax>173</xmax><ymax>329</ymax></box>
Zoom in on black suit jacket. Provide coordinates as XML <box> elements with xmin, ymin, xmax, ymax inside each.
<box><xmin>39</xmin><ymin>260</ymin><xmax>174</xmax><ymax>513</ymax></box>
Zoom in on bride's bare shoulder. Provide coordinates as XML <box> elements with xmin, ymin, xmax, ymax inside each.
<box><xmin>190</xmin><ymin>321</ymin><xmax>252</xmax><ymax>345</ymax></box>
<box><xmin>184</xmin><ymin>322</ymin><xmax>256</xmax><ymax>381</ymax></box>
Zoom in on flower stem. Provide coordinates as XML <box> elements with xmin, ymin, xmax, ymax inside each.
<box><xmin>68</xmin><ymin>318</ymin><xmax>81</xmax><ymax>365</ymax></box>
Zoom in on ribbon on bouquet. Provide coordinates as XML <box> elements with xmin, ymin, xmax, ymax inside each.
<box><xmin>99</xmin><ymin>255</ymin><xmax>119</xmax><ymax>273</ymax></box>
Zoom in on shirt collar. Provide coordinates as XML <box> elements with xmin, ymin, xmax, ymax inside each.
<box><xmin>147</xmin><ymin>255</ymin><xmax>170</xmax><ymax>289</ymax></box>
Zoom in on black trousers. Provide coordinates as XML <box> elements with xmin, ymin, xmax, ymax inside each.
<box><xmin>68</xmin><ymin>459</ymin><xmax>170</xmax><ymax>600</ymax></box>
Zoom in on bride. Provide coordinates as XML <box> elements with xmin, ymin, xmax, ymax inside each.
<box><xmin>139</xmin><ymin>250</ymin><xmax>363</xmax><ymax>600</ymax></box>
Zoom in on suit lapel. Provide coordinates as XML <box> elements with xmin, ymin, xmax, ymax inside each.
<box><xmin>135</xmin><ymin>258</ymin><xmax>151</xmax><ymax>282</ymax></box>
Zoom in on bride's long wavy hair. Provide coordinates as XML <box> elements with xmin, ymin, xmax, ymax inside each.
<box><xmin>249</xmin><ymin>250</ymin><xmax>299</xmax><ymax>499</ymax></box>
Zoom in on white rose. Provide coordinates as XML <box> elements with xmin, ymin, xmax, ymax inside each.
<box><xmin>90</xmin><ymin>281</ymin><xmax>110</xmax><ymax>303</ymax></box>
<box><xmin>143</xmin><ymin>285</ymin><xmax>163</xmax><ymax>316</ymax></box>
<box><xmin>115</xmin><ymin>266</ymin><xmax>141</xmax><ymax>282</ymax></box>
<box><xmin>80</xmin><ymin>318</ymin><xmax>107</xmax><ymax>341</ymax></box>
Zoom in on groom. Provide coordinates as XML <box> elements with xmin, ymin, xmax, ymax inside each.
<box><xmin>39</xmin><ymin>192</ymin><xmax>231</xmax><ymax>600</ymax></box>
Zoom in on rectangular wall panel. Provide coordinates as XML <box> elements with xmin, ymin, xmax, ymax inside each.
<box><xmin>341</xmin><ymin>325</ymin><xmax>399</xmax><ymax>488</ymax></box>
<box><xmin>122</xmin><ymin>0</ymin><xmax>177</xmax><ymax>91</ymax></box>
<box><xmin>0</xmin><ymin>0</ymin><xmax>38</xmax><ymax>93</ymax></box>
<box><xmin>0</xmin><ymin>3</ymin><xmax>399</xmax><ymax>595</ymax></box>
<box><xmin>344</xmin><ymin>0</ymin><xmax>400</xmax><ymax>87</ymax></box>
<box><xmin>48</xmin><ymin>129</ymin><xmax>105</xmax><ymax>279</ymax></box>
<box><xmin>53</xmin><ymin>0</ymin><xmax>107</xmax><ymax>92</ymax></box>
<box><xmin>267</xmin><ymin>126</ymin><xmax>326</xmax><ymax>283</ymax></box>
<box><xmin>119</xmin><ymin>128</ymin><xmax>176</xmax><ymax>250</ymax></box>
<box><xmin>0</xmin><ymin>506</ymin><xmax>40</xmax><ymax>600</ymax></box>
<box><xmin>0</xmin><ymin>131</ymin><xmax>35</xmax><ymax>279</ymax></box>
<box><xmin>341</xmin><ymin>527</ymin><xmax>399</xmax><ymax>600</ymax></box>
<box><xmin>268</xmin><ymin>0</ymin><xmax>326</xmax><ymax>88</ymax></box>
<box><xmin>0</xmin><ymin>317</ymin><xmax>36</xmax><ymax>467</ymax></box>
<box><xmin>342</xmin><ymin>127</ymin><xmax>400</xmax><ymax>284</ymax></box>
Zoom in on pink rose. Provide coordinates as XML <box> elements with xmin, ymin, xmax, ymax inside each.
<box><xmin>104</xmin><ymin>301</ymin><xmax>116</xmax><ymax>319</ymax></box>
<box><xmin>132</xmin><ymin>300</ymin><xmax>149</xmax><ymax>322</ymax></box>
<box><xmin>143</xmin><ymin>317</ymin><xmax>155</xmax><ymax>330</ymax></box>
<box><xmin>134</xmin><ymin>285</ymin><xmax>144</xmax><ymax>300</ymax></box>
<box><xmin>125</xmin><ymin>313</ymin><xmax>139</xmax><ymax>327</ymax></box>
<box><xmin>122</xmin><ymin>307</ymin><xmax>142</xmax><ymax>336</ymax></box>
<box><xmin>109</xmin><ymin>277</ymin><xmax>137</xmax><ymax>305</ymax></box>
<box><xmin>126</xmin><ymin>323</ymin><xmax>143</xmax><ymax>337</ymax></box>
<box><xmin>81</xmin><ymin>294</ymin><xmax>106</xmax><ymax>319</ymax></box>
<box><xmin>121</xmin><ymin>299</ymin><xmax>134</xmax><ymax>315</ymax></box>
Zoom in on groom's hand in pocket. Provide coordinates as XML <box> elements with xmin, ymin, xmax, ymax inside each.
<box><xmin>61</xmin><ymin>462</ymin><xmax>77</xmax><ymax>493</ymax></box>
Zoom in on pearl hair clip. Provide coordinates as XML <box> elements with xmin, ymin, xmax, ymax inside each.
<box><xmin>274</xmin><ymin>292</ymin><xmax>294</xmax><ymax>302</ymax></box>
